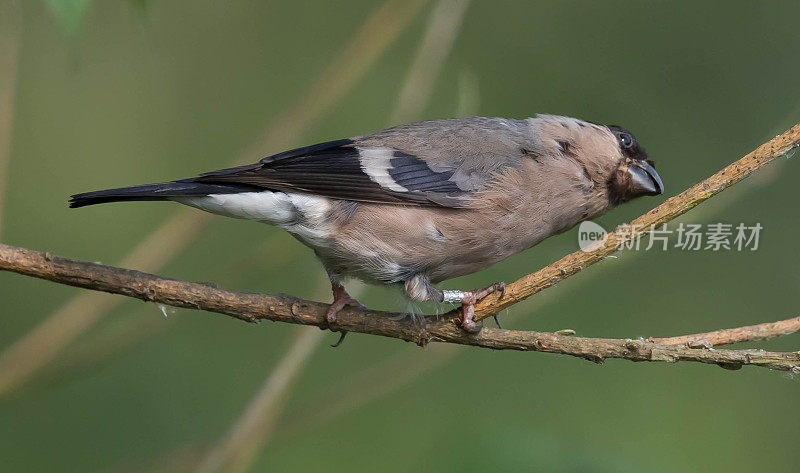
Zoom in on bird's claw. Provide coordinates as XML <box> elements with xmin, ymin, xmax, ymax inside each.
<box><xmin>330</xmin><ymin>332</ymin><xmax>348</xmax><ymax>348</ymax></box>
<box><xmin>497</xmin><ymin>282</ymin><xmax>507</xmax><ymax>299</ymax></box>
<box><xmin>326</xmin><ymin>282</ymin><xmax>363</xmax><ymax>347</ymax></box>
<box><xmin>458</xmin><ymin>281</ymin><xmax>505</xmax><ymax>333</ymax></box>
<box><xmin>492</xmin><ymin>313</ymin><xmax>502</xmax><ymax>329</ymax></box>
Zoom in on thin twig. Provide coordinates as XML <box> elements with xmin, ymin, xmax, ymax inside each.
<box><xmin>0</xmin><ymin>0</ymin><xmax>428</xmax><ymax>396</ymax></box>
<box><xmin>654</xmin><ymin>316</ymin><xmax>800</xmax><ymax>348</ymax></box>
<box><xmin>1</xmin><ymin>243</ymin><xmax>798</xmax><ymax>372</ymax></box>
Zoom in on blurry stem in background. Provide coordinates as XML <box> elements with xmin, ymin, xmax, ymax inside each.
<box><xmin>0</xmin><ymin>0</ymin><xmax>429</xmax><ymax>397</ymax></box>
<box><xmin>0</xmin><ymin>210</ymin><xmax>211</xmax><ymax>397</ymax></box>
<box><xmin>284</xmin><ymin>344</ymin><xmax>458</xmax><ymax>434</ymax></box>
<box><xmin>0</xmin><ymin>0</ymin><xmax>21</xmax><ymax>240</ymax></box>
<box><xmin>191</xmin><ymin>325</ymin><xmax>326</xmax><ymax>473</ymax></box>
<box><xmin>241</xmin><ymin>0</ymin><xmax>430</xmax><ymax>157</ymax></box>
<box><xmin>106</xmin><ymin>443</ymin><xmax>208</xmax><ymax>473</ymax></box>
<box><xmin>388</xmin><ymin>0</ymin><xmax>471</xmax><ymax>125</ymax></box>
<box><xmin>3</xmin><ymin>122</ymin><xmax>800</xmax><ymax>371</ymax></box>
<box><xmin>1</xmin><ymin>229</ymin><xmax>299</xmax><ymax>398</ymax></box>
<box><xmin>15</xmin><ymin>233</ymin><xmax>303</xmax><ymax>397</ymax></box>
<box><xmin>190</xmin><ymin>279</ymin><xmax>365</xmax><ymax>473</ymax></box>
<box><xmin>15</xmin><ymin>309</ymin><xmax>172</xmax><ymax>396</ymax></box>
<box><xmin>194</xmin><ymin>3</ymin><xmax>472</xmax><ymax>471</ymax></box>
<box><xmin>456</xmin><ymin>69</ymin><xmax>480</xmax><ymax>117</ymax></box>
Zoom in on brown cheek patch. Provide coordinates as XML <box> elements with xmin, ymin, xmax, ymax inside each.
<box><xmin>609</xmin><ymin>167</ymin><xmax>631</xmax><ymax>202</ymax></box>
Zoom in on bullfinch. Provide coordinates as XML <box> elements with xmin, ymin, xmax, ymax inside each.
<box><xmin>70</xmin><ymin>115</ymin><xmax>663</xmax><ymax>333</ymax></box>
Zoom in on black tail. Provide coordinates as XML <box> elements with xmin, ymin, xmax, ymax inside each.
<box><xmin>69</xmin><ymin>179</ymin><xmax>261</xmax><ymax>208</ymax></box>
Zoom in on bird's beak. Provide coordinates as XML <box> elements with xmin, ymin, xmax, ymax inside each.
<box><xmin>628</xmin><ymin>160</ymin><xmax>664</xmax><ymax>196</ymax></box>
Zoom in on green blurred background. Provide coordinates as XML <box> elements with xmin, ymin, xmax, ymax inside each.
<box><xmin>1</xmin><ymin>1</ymin><xmax>799</xmax><ymax>472</ymax></box>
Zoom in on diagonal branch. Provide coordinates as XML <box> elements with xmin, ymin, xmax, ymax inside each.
<box><xmin>1</xmin><ymin>122</ymin><xmax>799</xmax><ymax>374</ymax></box>
<box><xmin>1</xmin><ymin>242</ymin><xmax>798</xmax><ymax>372</ymax></box>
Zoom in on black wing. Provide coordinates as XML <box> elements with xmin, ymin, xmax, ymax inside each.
<box><xmin>193</xmin><ymin>139</ymin><xmax>470</xmax><ymax>207</ymax></box>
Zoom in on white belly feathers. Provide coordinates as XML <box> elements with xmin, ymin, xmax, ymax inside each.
<box><xmin>175</xmin><ymin>192</ymin><xmax>332</xmax><ymax>246</ymax></box>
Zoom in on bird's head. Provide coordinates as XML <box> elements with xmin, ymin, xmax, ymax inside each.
<box><xmin>530</xmin><ymin>115</ymin><xmax>663</xmax><ymax>206</ymax></box>
<box><xmin>603</xmin><ymin>125</ymin><xmax>663</xmax><ymax>203</ymax></box>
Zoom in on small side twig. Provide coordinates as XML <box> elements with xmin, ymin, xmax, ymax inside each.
<box><xmin>654</xmin><ymin>316</ymin><xmax>800</xmax><ymax>348</ymax></box>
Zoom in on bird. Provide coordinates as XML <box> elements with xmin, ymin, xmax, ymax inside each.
<box><xmin>70</xmin><ymin>114</ymin><xmax>663</xmax><ymax>334</ymax></box>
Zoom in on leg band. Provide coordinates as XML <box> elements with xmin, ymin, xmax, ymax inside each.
<box><xmin>442</xmin><ymin>290</ymin><xmax>465</xmax><ymax>303</ymax></box>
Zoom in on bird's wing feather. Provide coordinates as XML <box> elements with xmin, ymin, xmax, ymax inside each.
<box><xmin>194</xmin><ymin>140</ymin><xmax>468</xmax><ymax>207</ymax></box>
<box><xmin>194</xmin><ymin>118</ymin><xmax>533</xmax><ymax>207</ymax></box>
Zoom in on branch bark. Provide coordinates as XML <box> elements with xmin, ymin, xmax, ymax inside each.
<box><xmin>2</xmin><ymin>123</ymin><xmax>799</xmax><ymax>373</ymax></box>
<box><xmin>1</xmin><ymin>242</ymin><xmax>799</xmax><ymax>372</ymax></box>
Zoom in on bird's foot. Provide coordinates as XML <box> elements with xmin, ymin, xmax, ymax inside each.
<box><xmin>457</xmin><ymin>282</ymin><xmax>506</xmax><ymax>333</ymax></box>
<box><xmin>326</xmin><ymin>282</ymin><xmax>365</xmax><ymax>325</ymax></box>
<box><xmin>326</xmin><ymin>282</ymin><xmax>364</xmax><ymax>347</ymax></box>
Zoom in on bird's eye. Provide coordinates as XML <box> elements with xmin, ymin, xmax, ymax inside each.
<box><xmin>619</xmin><ymin>133</ymin><xmax>634</xmax><ymax>149</ymax></box>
